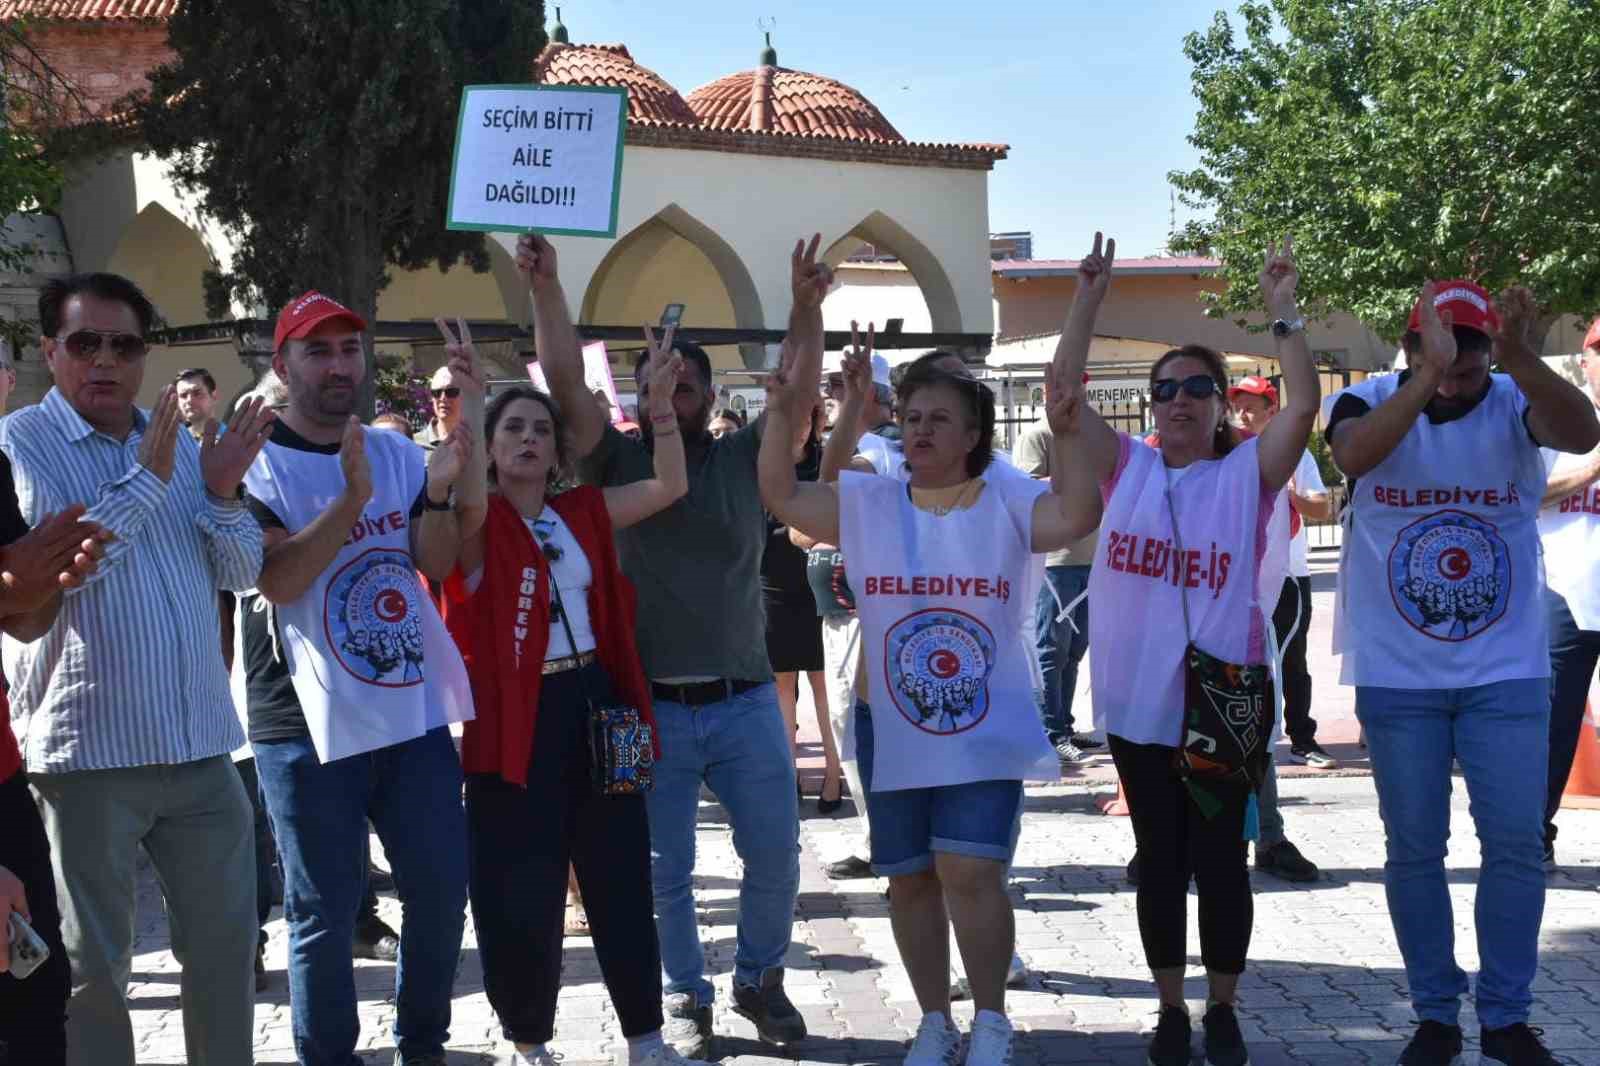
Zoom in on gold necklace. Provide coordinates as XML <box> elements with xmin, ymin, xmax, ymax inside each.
<box><xmin>909</xmin><ymin>478</ymin><xmax>980</xmax><ymax>516</ymax></box>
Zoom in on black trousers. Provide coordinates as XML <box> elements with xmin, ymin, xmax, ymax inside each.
<box><xmin>465</xmin><ymin>662</ymin><xmax>662</xmax><ymax>1044</ymax></box>
<box><xmin>0</xmin><ymin>772</ymin><xmax>70</xmax><ymax>1066</ymax></box>
<box><xmin>1271</xmin><ymin>576</ymin><xmax>1317</xmax><ymax>748</ymax></box>
<box><xmin>233</xmin><ymin>757</ymin><xmax>278</xmax><ymax>940</ymax></box>
<box><xmin>1110</xmin><ymin>735</ymin><xmax>1253</xmax><ymax>975</ymax></box>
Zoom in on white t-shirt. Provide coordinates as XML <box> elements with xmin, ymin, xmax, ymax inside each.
<box><xmin>1287</xmin><ymin>450</ymin><xmax>1328</xmax><ymax>578</ymax></box>
<box><xmin>525</xmin><ymin>509</ymin><xmax>597</xmax><ymax>657</ymax></box>
<box><xmin>839</xmin><ymin>471</ymin><xmax>1057</xmax><ymax>790</ymax></box>
<box><xmin>1540</xmin><ymin>442</ymin><xmax>1600</xmax><ymax>631</ymax></box>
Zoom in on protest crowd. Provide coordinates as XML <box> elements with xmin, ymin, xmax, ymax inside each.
<box><xmin>2</xmin><ymin>224</ymin><xmax>1599</xmax><ymax>1066</ymax></box>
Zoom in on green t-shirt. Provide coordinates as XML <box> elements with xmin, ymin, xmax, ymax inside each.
<box><xmin>578</xmin><ymin>421</ymin><xmax>773</xmax><ymax>682</ymax></box>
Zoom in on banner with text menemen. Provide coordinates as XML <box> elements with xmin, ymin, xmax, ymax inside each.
<box><xmin>447</xmin><ymin>84</ymin><xmax>627</xmax><ymax>238</ymax></box>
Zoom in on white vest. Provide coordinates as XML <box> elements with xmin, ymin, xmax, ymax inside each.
<box><xmin>243</xmin><ymin>429</ymin><xmax>474</xmax><ymax>762</ymax></box>
<box><xmin>1088</xmin><ymin>435</ymin><xmax>1272</xmax><ymax>746</ymax></box>
<box><xmin>1335</xmin><ymin>373</ymin><xmax>1547</xmax><ymax>688</ymax></box>
<box><xmin>839</xmin><ymin>472</ymin><xmax>1057</xmax><ymax>791</ymax></box>
<box><xmin>1540</xmin><ymin>441</ymin><xmax>1600</xmax><ymax>632</ymax></box>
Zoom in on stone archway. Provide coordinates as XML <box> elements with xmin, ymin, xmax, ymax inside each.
<box><xmin>823</xmin><ymin>210</ymin><xmax>964</xmax><ymax>336</ymax></box>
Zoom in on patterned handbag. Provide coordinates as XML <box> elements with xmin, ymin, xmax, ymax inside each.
<box><xmin>549</xmin><ymin>575</ymin><xmax>654</xmax><ymax>796</ymax></box>
<box><xmin>1164</xmin><ymin>474</ymin><xmax>1273</xmax><ymax>826</ymax></box>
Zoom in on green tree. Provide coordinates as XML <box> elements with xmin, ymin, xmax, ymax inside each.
<box><xmin>1170</xmin><ymin>0</ymin><xmax>1600</xmax><ymax>345</ymax></box>
<box><xmin>138</xmin><ymin>0</ymin><xmax>544</xmax><ymax>412</ymax></box>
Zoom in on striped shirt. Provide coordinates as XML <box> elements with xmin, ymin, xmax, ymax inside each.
<box><xmin>1</xmin><ymin>388</ymin><xmax>263</xmax><ymax>773</ymax></box>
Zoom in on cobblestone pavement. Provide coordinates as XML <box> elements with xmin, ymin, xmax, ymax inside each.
<box><xmin>122</xmin><ymin>767</ymin><xmax>1600</xmax><ymax>1065</ymax></box>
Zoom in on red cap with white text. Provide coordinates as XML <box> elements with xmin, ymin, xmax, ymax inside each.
<box><xmin>274</xmin><ymin>291</ymin><xmax>368</xmax><ymax>352</ymax></box>
<box><xmin>1227</xmin><ymin>375</ymin><xmax>1278</xmax><ymax>405</ymax></box>
<box><xmin>1406</xmin><ymin>279</ymin><xmax>1500</xmax><ymax>337</ymax></box>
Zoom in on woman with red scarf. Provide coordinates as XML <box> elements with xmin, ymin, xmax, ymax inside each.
<box><xmin>444</xmin><ymin>314</ymin><xmax>696</xmax><ymax>1066</ymax></box>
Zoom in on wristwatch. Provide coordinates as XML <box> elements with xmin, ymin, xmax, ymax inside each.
<box><xmin>1271</xmin><ymin>317</ymin><xmax>1306</xmax><ymax>339</ymax></box>
<box><xmin>423</xmin><ymin>487</ymin><xmax>453</xmax><ymax>511</ymax></box>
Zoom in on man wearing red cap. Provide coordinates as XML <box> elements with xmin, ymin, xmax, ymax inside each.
<box><xmin>242</xmin><ymin>293</ymin><xmax>482</xmax><ymax>1066</ymax></box>
<box><xmin>1536</xmin><ymin>315</ymin><xmax>1600</xmax><ymax>873</ymax></box>
<box><xmin>1326</xmin><ymin>280</ymin><xmax>1599</xmax><ymax>1066</ymax></box>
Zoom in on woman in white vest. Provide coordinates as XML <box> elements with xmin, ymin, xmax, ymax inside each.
<box><xmin>758</xmin><ymin>347</ymin><xmax>1098</xmax><ymax>1066</ymax></box>
<box><xmin>1049</xmin><ymin>234</ymin><xmax>1320</xmax><ymax>1066</ymax></box>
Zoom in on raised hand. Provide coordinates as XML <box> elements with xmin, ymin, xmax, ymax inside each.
<box><xmin>137</xmin><ymin>386</ymin><xmax>182</xmax><ymax>483</ymax></box>
<box><xmin>791</xmin><ymin>233</ymin><xmax>834</xmax><ymax>310</ymax></box>
<box><xmin>642</xmin><ymin>323</ymin><xmax>685</xmax><ymax>423</ymax></box>
<box><xmin>1260</xmin><ymin>235</ymin><xmax>1300</xmax><ymax>316</ymax></box>
<box><xmin>1074</xmin><ymin>231</ymin><xmax>1117</xmax><ymax>306</ymax></box>
<box><xmin>435</xmin><ymin>316</ymin><xmax>486</xmax><ymax>396</ymax></box>
<box><xmin>764</xmin><ymin>340</ymin><xmax>812</xmax><ymax>418</ymax></box>
<box><xmin>1492</xmin><ymin>285</ymin><xmax>1543</xmax><ymax>365</ymax></box>
<box><xmin>339</xmin><ymin>415</ymin><xmax>373</xmax><ymax>503</ymax></box>
<box><xmin>0</xmin><ymin>505</ymin><xmax>113</xmax><ymax>610</ymax></box>
<box><xmin>1415</xmin><ymin>281</ymin><xmax>1459</xmax><ymax>378</ymax></box>
<box><xmin>515</xmin><ymin>233</ymin><xmax>561</xmax><ymax>295</ymax></box>
<box><xmin>200</xmin><ymin>394</ymin><xmax>276</xmax><ymax>499</ymax></box>
<box><xmin>842</xmin><ymin>320</ymin><xmax>876</xmax><ymax>402</ymax></box>
<box><xmin>1045</xmin><ymin>361</ymin><xmax>1085</xmax><ymax>436</ymax></box>
<box><xmin>426</xmin><ymin>424</ymin><xmax>473</xmax><ymax>494</ymax></box>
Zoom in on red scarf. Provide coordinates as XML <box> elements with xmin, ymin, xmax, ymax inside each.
<box><xmin>443</xmin><ymin>487</ymin><xmax>656</xmax><ymax>787</ymax></box>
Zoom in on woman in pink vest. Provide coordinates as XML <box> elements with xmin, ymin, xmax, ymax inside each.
<box><xmin>1050</xmin><ymin>234</ymin><xmax>1320</xmax><ymax>1066</ymax></box>
<box><xmin>443</xmin><ymin>312</ymin><xmax>708</xmax><ymax>1066</ymax></box>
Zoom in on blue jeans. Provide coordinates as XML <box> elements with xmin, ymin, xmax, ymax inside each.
<box><xmin>254</xmin><ymin>728</ymin><xmax>468</xmax><ymax>1066</ymax></box>
<box><xmin>1035</xmin><ymin>564</ymin><xmax>1091</xmax><ymax>743</ymax></box>
<box><xmin>646</xmin><ymin>683</ymin><xmax>799</xmax><ymax>1006</ymax></box>
<box><xmin>1356</xmin><ymin>679</ymin><xmax>1549</xmax><ymax>1030</ymax></box>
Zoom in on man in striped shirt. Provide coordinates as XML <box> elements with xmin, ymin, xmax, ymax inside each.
<box><xmin>0</xmin><ymin>273</ymin><xmax>275</xmax><ymax>1066</ymax></box>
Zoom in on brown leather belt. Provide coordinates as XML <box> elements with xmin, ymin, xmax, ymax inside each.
<box><xmin>543</xmin><ymin>651</ymin><xmax>597</xmax><ymax>676</ymax></box>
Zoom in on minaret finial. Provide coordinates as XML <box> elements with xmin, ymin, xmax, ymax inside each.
<box><xmin>758</xmin><ymin>16</ymin><xmax>778</xmax><ymax>66</ymax></box>
<box><xmin>551</xmin><ymin>6</ymin><xmax>569</xmax><ymax>44</ymax></box>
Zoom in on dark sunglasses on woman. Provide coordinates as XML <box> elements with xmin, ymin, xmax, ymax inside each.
<box><xmin>1151</xmin><ymin>374</ymin><xmax>1219</xmax><ymax>404</ymax></box>
<box><xmin>430</xmin><ymin>386</ymin><xmax>462</xmax><ymax>399</ymax></box>
<box><xmin>56</xmin><ymin>329</ymin><xmax>148</xmax><ymax>363</ymax></box>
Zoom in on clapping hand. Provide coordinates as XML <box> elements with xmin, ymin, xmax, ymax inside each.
<box><xmin>0</xmin><ymin>504</ymin><xmax>113</xmax><ymax>611</ymax></box>
<box><xmin>137</xmin><ymin>386</ymin><xmax>182</xmax><ymax>483</ymax></box>
<box><xmin>1074</xmin><ymin>231</ymin><xmax>1116</xmax><ymax>306</ymax></box>
<box><xmin>426</xmin><ymin>424</ymin><xmax>474</xmax><ymax>495</ymax></box>
<box><xmin>791</xmin><ymin>233</ymin><xmax>833</xmax><ymax>310</ymax></box>
<box><xmin>1492</xmin><ymin>285</ymin><xmax>1542</xmax><ymax>366</ymax></box>
<box><xmin>339</xmin><ymin>416</ymin><xmax>373</xmax><ymax>503</ymax></box>
<box><xmin>200</xmin><ymin>394</ymin><xmax>276</xmax><ymax>499</ymax></box>
<box><xmin>1259</xmin><ymin>235</ymin><xmax>1300</xmax><ymax>317</ymax></box>
<box><xmin>515</xmin><ymin>233</ymin><xmax>560</xmax><ymax>296</ymax></box>
<box><xmin>1415</xmin><ymin>281</ymin><xmax>1459</xmax><ymax>379</ymax></box>
<box><xmin>1044</xmin><ymin>361</ymin><xmax>1085</xmax><ymax>437</ymax></box>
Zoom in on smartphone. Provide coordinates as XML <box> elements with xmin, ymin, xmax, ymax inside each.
<box><xmin>659</xmin><ymin>303</ymin><xmax>685</xmax><ymax>329</ymax></box>
<box><xmin>7</xmin><ymin>911</ymin><xmax>49</xmax><ymax>980</ymax></box>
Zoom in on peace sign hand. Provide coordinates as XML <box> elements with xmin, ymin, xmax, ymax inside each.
<box><xmin>201</xmin><ymin>394</ymin><xmax>276</xmax><ymax>499</ymax></box>
<box><xmin>1074</xmin><ymin>231</ymin><xmax>1117</xmax><ymax>307</ymax></box>
<box><xmin>434</xmin><ymin>317</ymin><xmax>485</xmax><ymax>396</ymax></box>
<box><xmin>642</xmin><ymin>323</ymin><xmax>685</xmax><ymax>423</ymax></box>
<box><xmin>791</xmin><ymin>233</ymin><xmax>834</xmax><ymax>310</ymax></box>
<box><xmin>1259</xmin><ymin>235</ymin><xmax>1300</xmax><ymax>317</ymax></box>
<box><xmin>841</xmin><ymin>320</ymin><xmax>876</xmax><ymax>402</ymax></box>
<box><xmin>1415</xmin><ymin>281</ymin><xmax>1459</xmax><ymax>380</ymax></box>
<box><xmin>515</xmin><ymin>233</ymin><xmax>560</xmax><ymax>295</ymax></box>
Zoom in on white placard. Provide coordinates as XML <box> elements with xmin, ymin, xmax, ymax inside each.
<box><xmin>527</xmin><ymin>341</ymin><xmax>624</xmax><ymax>422</ymax></box>
<box><xmin>447</xmin><ymin>84</ymin><xmax>627</xmax><ymax>238</ymax></box>
<box><xmin>1085</xmin><ymin>378</ymin><xmax>1149</xmax><ymax>407</ymax></box>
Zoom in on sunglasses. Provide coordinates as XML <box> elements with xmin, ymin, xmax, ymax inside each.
<box><xmin>1151</xmin><ymin>374</ymin><xmax>1220</xmax><ymax>404</ymax></box>
<box><xmin>430</xmin><ymin>386</ymin><xmax>461</xmax><ymax>399</ymax></box>
<box><xmin>57</xmin><ymin>329</ymin><xmax>148</xmax><ymax>363</ymax></box>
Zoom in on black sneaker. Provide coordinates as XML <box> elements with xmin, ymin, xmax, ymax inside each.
<box><xmin>663</xmin><ymin>992</ymin><xmax>712</xmax><ymax>1059</ymax></box>
<box><xmin>1069</xmin><ymin>733</ymin><xmax>1104</xmax><ymax>749</ymax></box>
<box><xmin>1147</xmin><ymin>1005</ymin><xmax>1192</xmax><ymax>1066</ymax></box>
<box><xmin>731</xmin><ymin>968</ymin><xmax>807</xmax><ymax>1045</ymax></box>
<box><xmin>352</xmin><ymin>914</ymin><xmax>400</xmax><ymax>962</ymax></box>
<box><xmin>1202</xmin><ymin>1003</ymin><xmax>1247</xmax><ymax>1066</ymax></box>
<box><xmin>1055</xmin><ymin>738</ymin><xmax>1085</xmax><ymax>764</ymax></box>
<box><xmin>1398</xmin><ymin>1020</ymin><xmax>1463</xmax><ymax>1065</ymax></box>
<box><xmin>826</xmin><ymin>855</ymin><xmax>874</xmax><ymax>880</ymax></box>
<box><xmin>1481</xmin><ymin>1023</ymin><xmax>1559</xmax><ymax>1065</ymax></box>
<box><xmin>1255</xmin><ymin>840</ymin><xmax>1320</xmax><ymax>883</ymax></box>
<box><xmin>1288</xmin><ymin>743</ymin><xmax>1339</xmax><ymax>769</ymax></box>
<box><xmin>1127</xmin><ymin>852</ymin><xmax>1140</xmax><ymax>886</ymax></box>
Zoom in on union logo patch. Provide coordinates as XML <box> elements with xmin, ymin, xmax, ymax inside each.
<box><xmin>884</xmin><ymin>607</ymin><xmax>996</xmax><ymax>735</ymax></box>
<box><xmin>324</xmin><ymin>547</ymin><xmax>425</xmax><ymax>686</ymax></box>
<box><xmin>1387</xmin><ymin>509</ymin><xmax>1511</xmax><ymax>642</ymax></box>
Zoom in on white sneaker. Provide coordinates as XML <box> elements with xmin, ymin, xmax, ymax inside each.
<box><xmin>510</xmin><ymin>1046</ymin><xmax>559</xmax><ymax>1066</ymax></box>
<box><xmin>905</xmin><ymin>1011</ymin><xmax>963</xmax><ymax>1066</ymax></box>
<box><xmin>1006</xmin><ymin>952</ymin><xmax>1027</xmax><ymax>987</ymax></box>
<box><xmin>623</xmin><ymin>1043</ymin><xmax>710</xmax><ymax>1066</ymax></box>
<box><xmin>964</xmin><ymin>1011</ymin><xmax>1014</xmax><ymax>1066</ymax></box>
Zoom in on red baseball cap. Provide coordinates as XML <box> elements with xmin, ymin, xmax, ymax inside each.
<box><xmin>1583</xmin><ymin>316</ymin><xmax>1600</xmax><ymax>352</ymax></box>
<box><xmin>274</xmin><ymin>291</ymin><xmax>368</xmax><ymax>352</ymax></box>
<box><xmin>1406</xmin><ymin>279</ymin><xmax>1500</xmax><ymax>338</ymax></box>
<box><xmin>1227</xmin><ymin>375</ymin><xmax>1278</xmax><ymax>405</ymax></box>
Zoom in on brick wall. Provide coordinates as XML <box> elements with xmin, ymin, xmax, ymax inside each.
<box><xmin>26</xmin><ymin>22</ymin><xmax>172</xmax><ymax>117</ymax></box>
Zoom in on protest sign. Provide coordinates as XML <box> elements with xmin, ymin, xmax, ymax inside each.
<box><xmin>448</xmin><ymin>84</ymin><xmax>627</xmax><ymax>238</ymax></box>
<box><xmin>528</xmin><ymin>340</ymin><xmax>624</xmax><ymax>422</ymax></box>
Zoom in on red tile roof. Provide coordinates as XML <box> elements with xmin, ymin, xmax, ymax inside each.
<box><xmin>534</xmin><ymin>42</ymin><xmax>701</xmax><ymax>127</ymax></box>
<box><xmin>0</xmin><ymin>0</ymin><xmax>175</xmax><ymax>18</ymax></box>
<box><xmin>686</xmin><ymin>66</ymin><xmax>905</xmax><ymax>143</ymax></box>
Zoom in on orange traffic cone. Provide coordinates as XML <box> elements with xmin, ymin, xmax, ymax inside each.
<box><xmin>1561</xmin><ymin>702</ymin><xmax>1600</xmax><ymax>810</ymax></box>
<box><xmin>1095</xmin><ymin>776</ymin><xmax>1130</xmax><ymax>816</ymax></box>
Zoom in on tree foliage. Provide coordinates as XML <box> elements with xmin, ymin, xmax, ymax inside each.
<box><xmin>1170</xmin><ymin>0</ymin><xmax>1600</xmax><ymax>344</ymax></box>
<box><xmin>138</xmin><ymin>0</ymin><xmax>544</xmax><ymax>410</ymax></box>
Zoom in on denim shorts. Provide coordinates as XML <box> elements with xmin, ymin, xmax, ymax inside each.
<box><xmin>854</xmin><ymin>701</ymin><xmax>1023</xmax><ymax>876</ymax></box>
